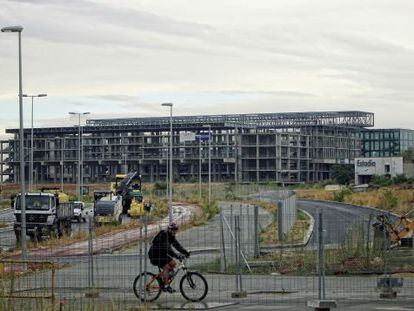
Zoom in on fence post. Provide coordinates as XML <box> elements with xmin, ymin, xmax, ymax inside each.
<box><xmin>247</xmin><ymin>206</ymin><xmax>251</xmax><ymax>256</ymax></box>
<box><xmin>307</xmin><ymin>209</ymin><xmax>337</xmax><ymax>311</ymax></box>
<box><xmin>230</xmin><ymin>204</ymin><xmax>234</xmax><ymax>263</ymax></box>
<box><xmin>231</xmin><ymin>215</ymin><xmax>247</xmax><ymax>298</ymax></box>
<box><xmin>139</xmin><ymin>217</ymin><xmax>143</xmax><ymax>297</ymax></box>
<box><xmin>234</xmin><ymin>216</ymin><xmax>239</xmax><ymax>291</ymax></box>
<box><xmin>143</xmin><ymin>214</ymin><xmax>148</xmax><ymax>302</ymax></box>
<box><xmin>366</xmin><ymin>214</ymin><xmax>373</xmax><ymax>266</ymax></box>
<box><xmin>86</xmin><ymin>214</ymin><xmax>98</xmax><ymax>298</ymax></box>
<box><xmin>316</xmin><ymin>209</ymin><xmax>326</xmax><ymax>300</ymax></box>
<box><xmin>237</xmin><ymin>216</ymin><xmax>243</xmax><ymax>293</ymax></box>
<box><xmin>253</xmin><ymin>205</ymin><xmax>259</xmax><ymax>257</ymax></box>
<box><xmin>277</xmin><ymin>200</ymin><xmax>284</xmax><ymax>242</ymax></box>
<box><xmin>220</xmin><ymin>210</ymin><xmax>227</xmax><ymax>273</ymax></box>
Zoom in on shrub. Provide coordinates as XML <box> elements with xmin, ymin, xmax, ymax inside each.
<box><xmin>378</xmin><ymin>189</ymin><xmax>398</xmax><ymax>210</ymax></box>
<box><xmin>371</xmin><ymin>175</ymin><xmax>393</xmax><ymax>187</ymax></box>
<box><xmin>320</xmin><ymin>179</ymin><xmax>336</xmax><ymax>187</ymax></box>
<box><xmin>202</xmin><ymin>201</ymin><xmax>219</xmax><ymax>220</ymax></box>
<box><xmin>392</xmin><ymin>174</ymin><xmax>407</xmax><ymax>184</ymax></box>
<box><xmin>333</xmin><ymin>188</ymin><xmax>352</xmax><ymax>202</ymax></box>
<box><xmin>154</xmin><ymin>181</ymin><xmax>167</xmax><ymax>190</ymax></box>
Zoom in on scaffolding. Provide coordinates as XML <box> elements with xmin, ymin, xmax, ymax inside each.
<box><xmin>0</xmin><ymin>111</ymin><xmax>372</xmax><ymax>184</ymax></box>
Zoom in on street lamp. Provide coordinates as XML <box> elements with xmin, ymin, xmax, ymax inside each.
<box><xmin>69</xmin><ymin>112</ymin><xmax>90</xmax><ymax>201</ymax></box>
<box><xmin>2</xmin><ymin>25</ymin><xmax>27</xmax><ymax>262</ymax></box>
<box><xmin>203</xmin><ymin>125</ymin><xmax>212</xmax><ymax>204</ymax></box>
<box><xmin>161</xmin><ymin>103</ymin><xmax>173</xmax><ymax>224</ymax></box>
<box><xmin>198</xmin><ymin>134</ymin><xmax>202</xmax><ymax>202</ymax></box>
<box><xmin>55</xmin><ymin>136</ymin><xmax>65</xmax><ymax>191</ymax></box>
<box><xmin>23</xmin><ymin>93</ymin><xmax>47</xmax><ymax>191</ymax></box>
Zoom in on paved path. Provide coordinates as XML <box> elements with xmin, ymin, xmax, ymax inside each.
<box><xmin>10</xmin><ymin>203</ymin><xmax>200</xmax><ymax>258</ymax></box>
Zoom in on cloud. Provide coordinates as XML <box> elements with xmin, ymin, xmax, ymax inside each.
<box><xmin>1</xmin><ymin>0</ymin><xmax>414</xmax><ymax>134</ymax></box>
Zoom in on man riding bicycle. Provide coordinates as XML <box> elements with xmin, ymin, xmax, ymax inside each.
<box><xmin>148</xmin><ymin>222</ymin><xmax>190</xmax><ymax>293</ymax></box>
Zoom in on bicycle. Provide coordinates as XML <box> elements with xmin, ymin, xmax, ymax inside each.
<box><xmin>133</xmin><ymin>257</ymin><xmax>208</xmax><ymax>302</ymax></box>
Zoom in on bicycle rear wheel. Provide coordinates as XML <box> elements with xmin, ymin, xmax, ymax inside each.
<box><xmin>133</xmin><ymin>272</ymin><xmax>162</xmax><ymax>302</ymax></box>
<box><xmin>179</xmin><ymin>272</ymin><xmax>208</xmax><ymax>302</ymax></box>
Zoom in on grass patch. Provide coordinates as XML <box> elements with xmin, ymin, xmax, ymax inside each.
<box><xmin>260</xmin><ymin>210</ymin><xmax>310</xmax><ymax>245</ymax></box>
<box><xmin>0</xmin><ymin>200</ymin><xmax>10</xmax><ymax>209</ymax></box>
<box><xmin>296</xmin><ymin>187</ymin><xmax>414</xmax><ymax>215</ymax></box>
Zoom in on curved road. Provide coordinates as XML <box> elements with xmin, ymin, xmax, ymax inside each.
<box><xmin>298</xmin><ymin>200</ymin><xmax>395</xmax><ymax>247</ymax></box>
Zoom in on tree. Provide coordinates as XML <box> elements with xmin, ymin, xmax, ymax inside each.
<box><xmin>331</xmin><ymin>164</ymin><xmax>354</xmax><ymax>185</ymax></box>
<box><xmin>401</xmin><ymin>147</ymin><xmax>414</xmax><ymax>162</ymax></box>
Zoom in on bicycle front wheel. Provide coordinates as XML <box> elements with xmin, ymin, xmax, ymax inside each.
<box><xmin>179</xmin><ymin>272</ymin><xmax>208</xmax><ymax>302</ymax></box>
<box><xmin>133</xmin><ymin>272</ymin><xmax>162</xmax><ymax>302</ymax></box>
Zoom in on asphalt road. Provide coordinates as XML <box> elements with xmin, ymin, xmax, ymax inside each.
<box><xmin>297</xmin><ymin>200</ymin><xmax>395</xmax><ymax>247</ymax></box>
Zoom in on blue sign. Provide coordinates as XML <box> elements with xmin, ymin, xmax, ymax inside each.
<box><xmin>196</xmin><ymin>133</ymin><xmax>211</xmax><ymax>142</ymax></box>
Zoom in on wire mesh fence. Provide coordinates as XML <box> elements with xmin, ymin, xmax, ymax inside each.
<box><xmin>0</xmin><ymin>188</ymin><xmax>413</xmax><ymax>310</ymax></box>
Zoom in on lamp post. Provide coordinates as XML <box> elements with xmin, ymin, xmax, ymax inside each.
<box><xmin>161</xmin><ymin>103</ymin><xmax>173</xmax><ymax>224</ymax></box>
<box><xmin>69</xmin><ymin>112</ymin><xmax>90</xmax><ymax>201</ymax></box>
<box><xmin>203</xmin><ymin>125</ymin><xmax>212</xmax><ymax>204</ymax></box>
<box><xmin>23</xmin><ymin>94</ymin><xmax>47</xmax><ymax>192</ymax></box>
<box><xmin>2</xmin><ymin>25</ymin><xmax>27</xmax><ymax>262</ymax></box>
<box><xmin>124</xmin><ymin>153</ymin><xmax>127</xmax><ymax>174</ymax></box>
<box><xmin>198</xmin><ymin>135</ymin><xmax>202</xmax><ymax>202</ymax></box>
<box><xmin>164</xmin><ymin>139</ymin><xmax>169</xmax><ymax>201</ymax></box>
<box><xmin>55</xmin><ymin>136</ymin><xmax>65</xmax><ymax>191</ymax></box>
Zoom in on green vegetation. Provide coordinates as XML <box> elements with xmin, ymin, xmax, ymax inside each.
<box><xmin>0</xmin><ymin>200</ymin><xmax>10</xmax><ymax>209</ymax></box>
<box><xmin>331</xmin><ymin>164</ymin><xmax>354</xmax><ymax>185</ymax></box>
<box><xmin>332</xmin><ymin>187</ymin><xmax>353</xmax><ymax>202</ymax></box>
<box><xmin>260</xmin><ymin>210</ymin><xmax>310</xmax><ymax>244</ymax></box>
<box><xmin>378</xmin><ymin>188</ymin><xmax>398</xmax><ymax>210</ymax></box>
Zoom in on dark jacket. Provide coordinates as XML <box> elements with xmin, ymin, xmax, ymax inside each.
<box><xmin>148</xmin><ymin>230</ymin><xmax>189</xmax><ymax>260</ymax></box>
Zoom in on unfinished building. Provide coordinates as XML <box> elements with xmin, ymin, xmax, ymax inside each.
<box><xmin>0</xmin><ymin>111</ymin><xmax>374</xmax><ymax>184</ymax></box>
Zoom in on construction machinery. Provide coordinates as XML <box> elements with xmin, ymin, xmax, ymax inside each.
<box><xmin>93</xmin><ymin>171</ymin><xmax>145</xmax><ymax>225</ymax></box>
<box><xmin>374</xmin><ymin>210</ymin><xmax>414</xmax><ymax>248</ymax></box>
<box><xmin>12</xmin><ymin>187</ymin><xmax>73</xmax><ymax>241</ymax></box>
<box><xmin>115</xmin><ymin>171</ymin><xmax>145</xmax><ymax>218</ymax></box>
<box><xmin>111</xmin><ymin>174</ymin><xmax>127</xmax><ymax>195</ymax></box>
<box><xmin>93</xmin><ymin>190</ymin><xmax>123</xmax><ymax>225</ymax></box>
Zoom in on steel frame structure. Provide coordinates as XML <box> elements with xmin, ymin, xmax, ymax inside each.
<box><xmin>1</xmin><ymin>111</ymin><xmax>373</xmax><ymax>185</ymax></box>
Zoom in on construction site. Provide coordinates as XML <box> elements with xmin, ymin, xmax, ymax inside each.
<box><xmin>0</xmin><ymin>110</ymin><xmax>373</xmax><ymax>185</ymax></box>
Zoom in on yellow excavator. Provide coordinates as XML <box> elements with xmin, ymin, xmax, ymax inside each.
<box><xmin>111</xmin><ymin>174</ymin><xmax>127</xmax><ymax>195</ymax></box>
<box><xmin>94</xmin><ymin>171</ymin><xmax>146</xmax><ymax>225</ymax></box>
<box><xmin>375</xmin><ymin>210</ymin><xmax>414</xmax><ymax>248</ymax></box>
<box><xmin>115</xmin><ymin>171</ymin><xmax>146</xmax><ymax>218</ymax></box>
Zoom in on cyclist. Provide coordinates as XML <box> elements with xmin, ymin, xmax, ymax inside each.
<box><xmin>148</xmin><ymin>222</ymin><xmax>190</xmax><ymax>293</ymax></box>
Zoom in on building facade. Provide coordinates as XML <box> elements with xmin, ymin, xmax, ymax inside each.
<box><xmin>361</xmin><ymin>129</ymin><xmax>414</xmax><ymax>158</ymax></box>
<box><xmin>354</xmin><ymin>157</ymin><xmax>403</xmax><ymax>185</ymax></box>
<box><xmin>0</xmin><ymin>111</ymin><xmax>374</xmax><ymax>185</ymax></box>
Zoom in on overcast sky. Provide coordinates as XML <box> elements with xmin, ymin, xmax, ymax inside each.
<box><xmin>1</xmin><ymin>0</ymin><xmax>413</xmax><ymax>138</ymax></box>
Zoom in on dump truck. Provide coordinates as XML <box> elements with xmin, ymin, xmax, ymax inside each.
<box><xmin>12</xmin><ymin>188</ymin><xmax>74</xmax><ymax>241</ymax></box>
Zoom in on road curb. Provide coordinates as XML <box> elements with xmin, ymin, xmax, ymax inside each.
<box><xmin>300</xmin><ymin>209</ymin><xmax>314</xmax><ymax>246</ymax></box>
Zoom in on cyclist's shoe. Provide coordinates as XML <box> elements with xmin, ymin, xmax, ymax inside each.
<box><xmin>162</xmin><ymin>285</ymin><xmax>176</xmax><ymax>293</ymax></box>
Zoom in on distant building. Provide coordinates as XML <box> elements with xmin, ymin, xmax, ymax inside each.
<box><xmin>361</xmin><ymin>129</ymin><xmax>414</xmax><ymax>157</ymax></box>
<box><xmin>354</xmin><ymin>157</ymin><xmax>403</xmax><ymax>185</ymax></box>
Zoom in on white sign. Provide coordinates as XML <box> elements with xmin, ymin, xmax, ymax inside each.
<box><xmin>179</xmin><ymin>132</ymin><xmax>196</xmax><ymax>142</ymax></box>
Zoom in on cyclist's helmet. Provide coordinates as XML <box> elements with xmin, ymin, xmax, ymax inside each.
<box><xmin>168</xmin><ymin>222</ymin><xmax>179</xmax><ymax>231</ymax></box>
